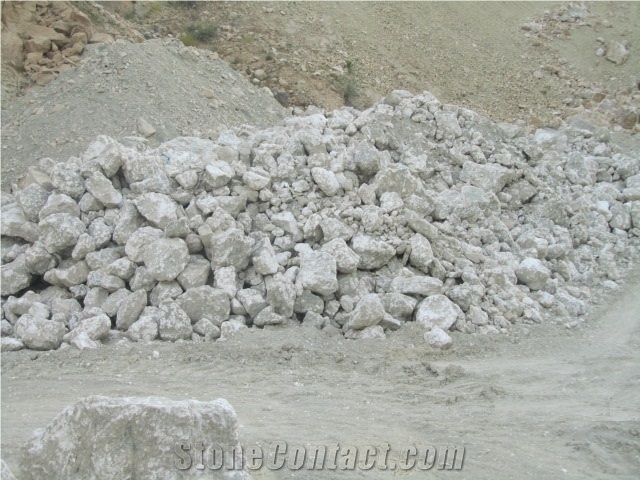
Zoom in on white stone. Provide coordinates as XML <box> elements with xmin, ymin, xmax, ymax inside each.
<box><xmin>415</xmin><ymin>294</ymin><xmax>462</xmax><ymax>331</ymax></box>
<box><xmin>424</xmin><ymin>326</ymin><xmax>452</xmax><ymax>349</ymax></box>
<box><xmin>21</xmin><ymin>396</ymin><xmax>247</xmax><ymax>480</ymax></box>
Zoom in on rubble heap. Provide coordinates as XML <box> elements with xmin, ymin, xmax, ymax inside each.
<box><xmin>2</xmin><ymin>90</ymin><xmax>639</xmax><ymax>351</ymax></box>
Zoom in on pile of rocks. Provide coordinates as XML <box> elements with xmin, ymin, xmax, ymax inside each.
<box><xmin>2</xmin><ymin>90</ymin><xmax>639</xmax><ymax>351</ymax></box>
<box><xmin>2</xmin><ymin>2</ymin><xmax>104</xmax><ymax>87</ymax></box>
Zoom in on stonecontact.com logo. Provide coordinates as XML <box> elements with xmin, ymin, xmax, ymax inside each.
<box><xmin>175</xmin><ymin>441</ymin><xmax>465</xmax><ymax>472</ymax></box>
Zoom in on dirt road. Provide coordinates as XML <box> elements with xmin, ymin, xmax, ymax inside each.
<box><xmin>2</xmin><ymin>271</ymin><xmax>639</xmax><ymax>479</ymax></box>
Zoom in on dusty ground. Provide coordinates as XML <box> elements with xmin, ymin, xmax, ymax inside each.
<box><xmin>102</xmin><ymin>1</ymin><xmax>639</xmax><ymax>124</ymax></box>
<box><xmin>2</xmin><ymin>269</ymin><xmax>639</xmax><ymax>479</ymax></box>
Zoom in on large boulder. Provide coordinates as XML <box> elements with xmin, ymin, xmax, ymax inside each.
<box><xmin>20</xmin><ymin>396</ymin><xmax>249</xmax><ymax>480</ymax></box>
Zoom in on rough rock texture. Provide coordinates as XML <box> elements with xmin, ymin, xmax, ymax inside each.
<box><xmin>15</xmin><ymin>316</ymin><xmax>65</xmax><ymax>351</ymax></box>
<box><xmin>1</xmin><ymin>89</ymin><xmax>639</xmax><ymax>349</ymax></box>
<box><xmin>20</xmin><ymin>395</ymin><xmax>249</xmax><ymax>480</ymax></box>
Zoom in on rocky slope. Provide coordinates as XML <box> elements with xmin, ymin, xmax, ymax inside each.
<box><xmin>1</xmin><ymin>37</ymin><xmax>286</xmax><ymax>191</ymax></box>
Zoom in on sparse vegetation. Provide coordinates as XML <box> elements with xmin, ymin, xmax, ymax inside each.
<box><xmin>168</xmin><ymin>0</ymin><xmax>198</xmax><ymax>8</ymax></box>
<box><xmin>123</xmin><ymin>9</ymin><xmax>137</xmax><ymax>21</ymax></box>
<box><xmin>147</xmin><ymin>3</ymin><xmax>163</xmax><ymax>15</ymax></box>
<box><xmin>186</xmin><ymin>23</ymin><xmax>218</xmax><ymax>42</ymax></box>
<box><xmin>178</xmin><ymin>33</ymin><xmax>199</xmax><ymax>47</ymax></box>
<box><xmin>338</xmin><ymin>75</ymin><xmax>360</xmax><ymax>106</ymax></box>
<box><xmin>74</xmin><ymin>2</ymin><xmax>102</xmax><ymax>25</ymax></box>
<box><xmin>335</xmin><ymin>59</ymin><xmax>360</xmax><ymax>106</ymax></box>
<box><xmin>344</xmin><ymin>59</ymin><xmax>356</xmax><ymax>75</ymax></box>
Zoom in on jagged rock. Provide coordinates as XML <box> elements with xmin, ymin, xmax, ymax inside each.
<box><xmin>115</xmin><ymin>290</ymin><xmax>148</xmax><ymax>330</ymax></box>
<box><xmin>372</xmin><ymin>164</ymin><xmax>417</xmax><ymax>198</ymax></box>
<box><xmin>1</xmin><ymin>337</ymin><xmax>25</xmax><ymax>352</ymax></box>
<box><xmin>70</xmin><ymin>332</ymin><xmax>100</xmax><ymax>350</ymax></box>
<box><xmin>251</xmin><ymin>238</ymin><xmax>279</xmax><ymax>275</ymax></box>
<box><xmin>271</xmin><ymin>211</ymin><xmax>301</xmax><ymax>238</ymax></box>
<box><xmin>408</xmin><ymin>233</ymin><xmax>434</xmax><ymax>273</ymax></box>
<box><xmin>176</xmin><ymin>286</ymin><xmax>230</xmax><ymax>324</ymax></box>
<box><xmin>112</xmin><ymin>201</ymin><xmax>145</xmax><ymax>245</ymax></box>
<box><xmin>127</xmin><ymin>307</ymin><xmax>161</xmax><ymax>342</ymax></box>
<box><xmin>298</xmin><ymin>251</ymin><xmax>338</xmax><ymax>296</ymax></box>
<box><xmin>347</xmin><ymin>293</ymin><xmax>385</xmax><ymax>330</ymax></box>
<box><xmin>24</xmin><ymin>243</ymin><xmax>57</xmax><ymax>275</ymax></box>
<box><xmin>158</xmin><ymin>302</ymin><xmax>192</xmax><ymax>341</ymax></box>
<box><xmin>459</xmin><ymin>161</ymin><xmax>511</xmax><ymax>193</ymax></box>
<box><xmin>38</xmin><ymin>213</ymin><xmax>85</xmax><ymax>254</ymax></box>
<box><xmin>1</xmin><ymin>203</ymin><xmax>39</xmax><ymax>242</ymax></box>
<box><xmin>391</xmin><ymin>276</ymin><xmax>442</xmax><ymax>296</ymax></box>
<box><xmin>64</xmin><ymin>314</ymin><xmax>110</xmax><ymax>343</ymax></box>
<box><xmin>143</xmin><ymin>238</ymin><xmax>189</xmax><ymax>282</ymax></box>
<box><xmin>149</xmin><ymin>281</ymin><xmax>183</xmax><ymax>306</ymax></box>
<box><xmin>321</xmin><ymin>238</ymin><xmax>360</xmax><ymax>273</ymax></box>
<box><xmin>50</xmin><ymin>163</ymin><xmax>85</xmax><ymax>199</ymax></box>
<box><xmin>133</xmin><ymin>193</ymin><xmax>177</xmax><ymax>228</ymax></box>
<box><xmin>105</xmin><ymin>258</ymin><xmax>137</xmax><ymax>280</ymax></box>
<box><xmin>345</xmin><ymin>325</ymin><xmax>386</xmax><ymax>340</ymax></box>
<box><xmin>311</xmin><ymin>167</ymin><xmax>341</xmax><ymax>196</ymax></box>
<box><xmin>210</xmin><ymin>266</ymin><xmax>235</xmax><ymax>300</ymax></box>
<box><xmin>294</xmin><ymin>290</ymin><xmax>325</xmax><ymax>315</ymax></box>
<box><xmin>209</xmin><ymin>228</ymin><xmax>253</xmax><ymax>270</ymax></box>
<box><xmin>265</xmin><ymin>273</ymin><xmax>296</xmax><ymax>317</ymax></box>
<box><xmin>605</xmin><ymin>40</ymin><xmax>630</xmax><ymax>65</ymax></box>
<box><xmin>320</xmin><ymin>217</ymin><xmax>355</xmax><ymax>242</ymax></box>
<box><xmin>1</xmin><ymin>257</ymin><xmax>34</xmax><ymax>296</ymax></box>
<box><xmin>193</xmin><ymin>318</ymin><xmax>221</xmax><ymax>340</ymax></box>
<box><xmin>85</xmin><ymin>171</ymin><xmax>122</xmax><ymax>207</ymax></box>
<box><xmin>515</xmin><ymin>258</ymin><xmax>550</xmax><ymax>291</ymax></box>
<box><xmin>125</xmin><ymin>227</ymin><xmax>164</xmax><ymax>263</ymax></box>
<box><xmin>204</xmin><ymin>161</ymin><xmax>235</xmax><ymax>189</ymax></box>
<box><xmin>86</xmin><ymin>248</ymin><xmax>123</xmax><ymax>271</ymax></box>
<box><xmin>354</xmin><ymin>141</ymin><xmax>381</xmax><ymax>175</ymax></box>
<box><xmin>16</xmin><ymin>184</ymin><xmax>50</xmax><ymax>222</ymax></box>
<box><xmin>177</xmin><ymin>257</ymin><xmax>211</xmax><ymax>290</ymax></box>
<box><xmin>43</xmin><ymin>261</ymin><xmax>90</xmax><ymax>287</ymax></box>
<box><xmin>15</xmin><ymin>316</ymin><xmax>66</xmax><ymax>350</ymax></box>
<box><xmin>242</xmin><ymin>169</ymin><xmax>271</xmax><ymax>190</ymax></box>
<box><xmin>382</xmin><ymin>293</ymin><xmax>418</xmax><ymax>321</ymax></box>
<box><xmin>71</xmin><ymin>234</ymin><xmax>96</xmax><ymax>261</ymax></box>
<box><xmin>253</xmin><ymin>306</ymin><xmax>286</xmax><ymax>327</ymax></box>
<box><xmin>234</xmin><ymin>289</ymin><xmax>266</xmax><ymax>320</ymax></box>
<box><xmin>87</xmin><ymin>270</ymin><xmax>125</xmax><ymax>292</ymax></box>
<box><xmin>351</xmin><ymin>234</ymin><xmax>396</xmax><ymax>270</ymax></box>
<box><xmin>1</xmin><ymin>320</ymin><xmax>14</xmax><ymax>337</ymax></box>
<box><xmin>220</xmin><ymin>319</ymin><xmax>248</xmax><ymax>339</ymax></box>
